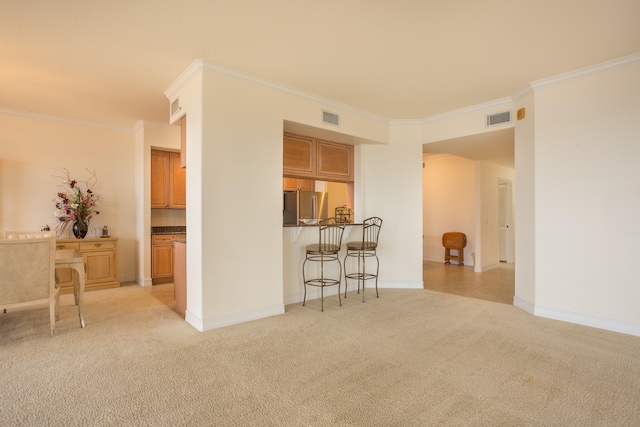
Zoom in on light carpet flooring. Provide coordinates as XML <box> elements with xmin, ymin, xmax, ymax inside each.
<box><xmin>2</xmin><ymin>269</ymin><xmax>640</xmax><ymax>425</ymax></box>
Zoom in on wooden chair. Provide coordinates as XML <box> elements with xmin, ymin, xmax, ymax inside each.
<box><xmin>5</xmin><ymin>230</ymin><xmax>86</xmax><ymax>329</ymax></box>
<box><xmin>0</xmin><ymin>236</ymin><xmax>58</xmax><ymax>336</ymax></box>
<box><xmin>5</xmin><ymin>230</ymin><xmax>57</xmax><ymax>239</ymax></box>
<box><xmin>442</xmin><ymin>232</ymin><xmax>466</xmax><ymax>265</ymax></box>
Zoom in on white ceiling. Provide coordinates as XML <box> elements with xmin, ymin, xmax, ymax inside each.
<box><xmin>2</xmin><ymin>2</ymin><xmax>639</xmax><ymax>142</ymax></box>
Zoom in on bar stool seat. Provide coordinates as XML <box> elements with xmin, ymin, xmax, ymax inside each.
<box><xmin>343</xmin><ymin>217</ymin><xmax>383</xmax><ymax>302</ymax></box>
<box><xmin>302</xmin><ymin>219</ymin><xmax>345</xmax><ymax>311</ymax></box>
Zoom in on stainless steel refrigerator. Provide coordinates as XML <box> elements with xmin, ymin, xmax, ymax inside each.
<box><xmin>283</xmin><ymin>190</ymin><xmax>329</xmax><ymax>225</ymax></box>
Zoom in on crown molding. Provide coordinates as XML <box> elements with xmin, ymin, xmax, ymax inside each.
<box><xmin>0</xmin><ymin>107</ymin><xmax>135</xmax><ymax>133</ymax></box>
<box><xmin>510</xmin><ymin>84</ymin><xmax>534</xmax><ymax>103</ymax></box>
<box><xmin>132</xmin><ymin>120</ymin><xmax>179</xmax><ymax>133</ymax></box>
<box><xmin>165</xmin><ymin>59</ymin><xmax>391</xmax><ymax>125</ymax></box>
<box><xmin>420</xmin><ymin>97</ymin><xmax>514</xmax><ymax>124</ymax></box>
<box><xmin>530</xmin><ymin>51</ymin><xmax>640</xmax><ymax>90</ymax></box>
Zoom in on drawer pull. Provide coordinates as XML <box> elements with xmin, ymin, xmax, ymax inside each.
<box><xmin>94</xmin><ymin>243</ymin><xmax>102</xmax><ymax>247</ymax></box>
<box><xmin>56</xmin><ymin>245</ymin><xmax>65</xmax><ymax>249</ymax></box>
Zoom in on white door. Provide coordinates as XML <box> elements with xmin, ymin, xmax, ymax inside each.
<box><xmin>498</xmin><ymin>181</ymin><xmax>512</xmax><ymax>262</ymax></box>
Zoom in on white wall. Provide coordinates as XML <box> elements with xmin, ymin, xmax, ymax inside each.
<box><xmin>478</xmin><ymin>161</ymin><xmax>515</xmax><ymax>271</ymax></box>
<box><xmin>0</xmin><ymin>111</ymin><xmax>137</xmax><ymax>282</ymax></box>
<box><xmin>513</xmin><ymin>91</ymin><xmax>536</xmax><ymax>309</ymax></box>
<box><xmin>531</xmin><ymin>61</ymin><xmax>640</xmax><ymax>331</ymax></box>
<box><xmin>165</xmin><ymin>61</ymin><xmax>424</xmax><ymax>330</ymax></box>
<box><xmin>422</xmin><ymin>154</ymin><xmax>476</xmax><ymax>265</ymax></box>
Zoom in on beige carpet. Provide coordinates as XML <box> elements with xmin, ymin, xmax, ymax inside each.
<box><xmin>1</xmin><ymin>285</ymin><xmax>639</xmax><ymax>426</ymax></box>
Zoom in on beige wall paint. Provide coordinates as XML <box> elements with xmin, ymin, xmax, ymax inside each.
<box><xmin>533</xmin><ymin>62</ymin><xmax>640</xmax><ymax>326</ymax></box>
<box><xmin>166</xmin><ymin>61</ymin><xmax>424</xmax><ymax>329</ymax></box>
<box><xmin>422</xmin><ymin>154</ymin><xmax>477</xmax><ymax>264</ymax></box>
<box><xmin>0</xmin><ymin>112</ymin><xmax>137</xmax><ymax>282</ymax></box>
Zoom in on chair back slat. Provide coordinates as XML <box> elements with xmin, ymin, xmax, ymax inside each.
<box><xmin>362</xmin><ymin>217</ymin><xmax>383</xmax><ymax>247</ymax></box>
<box><xmin>318</xmin><ymin>218</ymin><xmax>345</xmax><ymax>252</ymax></box>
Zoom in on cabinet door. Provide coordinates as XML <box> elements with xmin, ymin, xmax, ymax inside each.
<box><xmin>84</xmin><ymin>250</ymin><xmax>117</xmax><ymax>285</ymax></box>
<box><xmin>151</xmin><ymin>150</ymin><xmax>170</xmax><ymax>208</ymax></box>
<box><xmin>283</xmin><ymin>177</ymin><xmax>298</xmax><ymax>191</ymax></box>
<box><xmin>169</xmin><ymin>152</ymin><xmax>186</xmax><ymax>208</ymax></box>
<box><xmin>152</xmin><ymin>244</ymin><xmax>174</xmax><ymax>278</ymax></box>
<box><xmin>316</xmin><ymin>140</ymin><xmax>354</xmax><ymax>182</ymax></box>
<box><xmin>298</xmin><ymin>179</ymin><xmax>315</xmax><ymax>191</ymax></box>
<box><xmin>283</xmin><ymin>134</ymin><xmax>315</xmax><ymax>177</ymax></box>
<box><xmin>283</xmin><ymin>177</ymin><xmax>314</xmax><ymax>191</ymax></box>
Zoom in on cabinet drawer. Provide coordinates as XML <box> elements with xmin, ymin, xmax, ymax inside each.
<box><xmin>152</xmin><ymin>235</ymin><xmax>174</xmax><ymax>244</ymax></box>
<box><xmin>80</xmin><ymin>241</ymin><xmax>116</xmax><ymax>251</ymax></box>
<box><xmin>56</xmin><ymin>242</ymin><xmax>80</xmax><ymax>251</ymax></box>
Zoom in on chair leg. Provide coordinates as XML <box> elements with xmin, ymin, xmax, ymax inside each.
<box><xmin>358</xmin><ymin>251</ymin><xmax>367</xmax><ymax>302</ymax></box>
<box><xmin>337</xmin><ymin>260</ymin><xmax>342</xmax><ymax>307</ymax></box>
<box><xmin>302</xmin><ymin>258</ymin><xmax>308</xmax><ymax>306</ymax></box>
<box><xmin>49</xmin><ymin>298</ymin><xmax>56</xmax><ymax>337</ymax></box>
<box><xmin>320</xmin><ymin>254</ymin><xmax>324</xmax><ymax>312</ymax></box>
<box><xmin>374</xmin><ymin>252</ymin><xmax>380</xmax><ymax>298</ymax></box>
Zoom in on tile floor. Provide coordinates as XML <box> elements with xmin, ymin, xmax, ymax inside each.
<box><xmin>423</xmin><ymin>260</ymin><xmax>515</xmax><ymax>304</ymax></box>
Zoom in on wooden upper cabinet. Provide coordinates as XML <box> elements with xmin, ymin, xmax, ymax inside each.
<box><xmin>151</xmin><ymin>150</ymin><xmax>170</xmax><ymax>208</ymax></box>
<box><xmin>283</xmin><ymin>134</ymin><xmax>315</xmax><ymax>177</ymax></box>
<box><xmin>283</xmin><ymin>133</ymin><xmax>354</xmax><ymax>183</ymax></box>
<box><xmin>169</xmin><ymin>152</ymin><xmax>186</xmax><ymax>208</ymax></box>
<box><xmin>316</xmin><ymin>140</ymin><xmax>353</xmax><ymax>182</ymax></box>
<box><xmin>283</xmin><ymin>177</ymin><xmax>314</xmax><ymax>191</ymax></box>
<box><xmin>151</xmin><ymin>149</ymin><xmax>185</xmax><ymax>209</ymax></box>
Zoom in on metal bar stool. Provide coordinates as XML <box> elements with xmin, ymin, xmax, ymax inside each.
<box><xmin>343</xmin><ymin>217</ymin><xmax>382</xmax><ymax>302</ymax></box>
<box><xmin>302</xmin><ymin>219</ymin><xmax>345</xmax><ymax>311</ymax></box>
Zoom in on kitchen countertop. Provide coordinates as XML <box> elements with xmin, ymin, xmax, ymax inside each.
<box><xmin>151</xmin><ymin>226</ymin><xmax>186</xmax><ymax>235</ymax></box>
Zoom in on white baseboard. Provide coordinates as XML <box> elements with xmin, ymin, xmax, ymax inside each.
<box><xmin>191</xmin><ymin>304</ymin><xmax>285</xmax><ymax>332</ymax></box>
<box><xmin>534</xmin><ymin>305</ymin><xmax>640</xmax><ymax>338</ymax></box>
<box><xmin>514</xmin><ymin>296</ymin><xmax>640</xmax><ymax>337</ymax></box>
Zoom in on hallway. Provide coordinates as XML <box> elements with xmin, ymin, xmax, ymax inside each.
<box><xmin>423</xmin><ymin>261</ymin><xmax>515</xmax><ymax>304</ymax></box>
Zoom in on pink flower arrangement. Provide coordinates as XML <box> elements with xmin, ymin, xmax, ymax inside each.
<box><xmin>54</xmin><ymin>168</ymin><xmax>101</xmax><ymax>231</ymax></box>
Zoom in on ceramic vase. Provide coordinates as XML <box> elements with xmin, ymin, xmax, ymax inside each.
<box><xmin>72</xmin><ymin>220</ymin><xmax>89</xmax><ymax>239</ymax></box>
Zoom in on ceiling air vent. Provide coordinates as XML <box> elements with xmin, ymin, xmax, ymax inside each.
<box><xmin>486</xmin><ymin>111</ymin><xmax>511</xmax><ymax>127</ymax></box>
<box><xmin>170</xmin><ymin>98</ymin><xmax>181</xmax><ymax>116</ymax></box>
<box><xmin>322</xmin><ymin>110</ymin><xmax>340</xmax><ymax>126</ymax></box>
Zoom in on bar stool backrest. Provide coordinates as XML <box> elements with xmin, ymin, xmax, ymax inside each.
<box><xmin>361</xmin><ymin>217</ymin><xmax>383</xmax><ymax>248</ymax></box>
<box><xmin>318</xmin><ymin>219</ymin><xmax>345</xmax><ymax>253</ymax></box>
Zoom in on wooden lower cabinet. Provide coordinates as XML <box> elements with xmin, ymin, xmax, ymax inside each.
<box><xmin>151</xmin><ymin>234</ymin><xmax>185</xmax><ymax>284</ymax></box>
<box><xmin>56</xmin><ymin>237</ymin><xmax>119</xmax><ymax>293</ymax></box>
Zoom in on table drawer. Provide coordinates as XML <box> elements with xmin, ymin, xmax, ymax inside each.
<box><xmin>56</xmin><ymin>242</ymin><xmax>80</xmax><ymax>251</ymax></box>
<box><xmin>80</xmin><ymin>241</ymin><xmax>116</xmax><ymax>251</ymax></box>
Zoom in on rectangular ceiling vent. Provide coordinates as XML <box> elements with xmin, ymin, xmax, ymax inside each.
<box><xmin>486</xmin><ymin>111</ymin><xmax>511</xmax><ymax>127</ymax></box>
<box><xmin>322</xmin><ymin>110</ymin><xmax>340</xmax><ymax>126</ymax></box>
<box><xmin>170</xmin><ymin>98</ymin><xmax>181</xmax><ymax>116</ymax></box>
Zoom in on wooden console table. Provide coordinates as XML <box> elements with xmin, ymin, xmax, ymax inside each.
<box><xmin>55</xmin><ymin>237</ymin><xmax>119</xmax><ymax>293</ymax></box>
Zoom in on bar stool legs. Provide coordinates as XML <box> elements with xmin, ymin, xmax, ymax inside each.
<box><xmin>343</xmin><ymin>217</ymin><xmax>382</xmax><ymax>303</ymax></box>
<box><xmin>344</xmin><ymin>247</ymin><xmax>379</xmax><ymax>302</ymax></box>
<box><xmin>302</xmin><ymin>221</ymin><xmax>345</xmax><ymax>311</ymax></box>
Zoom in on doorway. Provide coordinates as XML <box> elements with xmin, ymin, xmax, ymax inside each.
<box><xmin>498</xmin><ymin>180</ymin><xmax>514</xmax><ymax>263</ymax></box>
